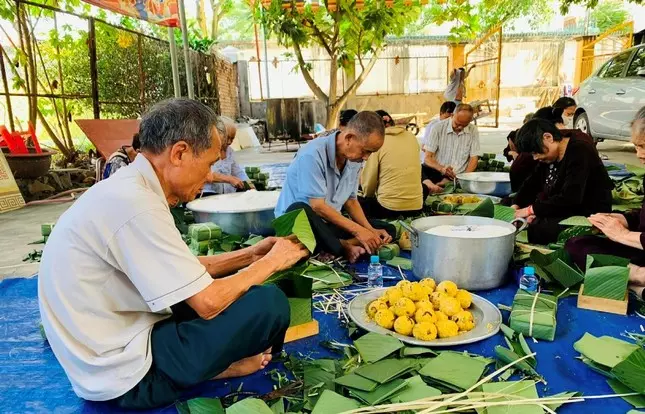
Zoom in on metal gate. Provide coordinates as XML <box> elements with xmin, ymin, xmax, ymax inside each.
<box><xmin>465</xmin><ymin>26</ymin><xmax>502</xmax><ymax>128</ymax></box>
<box><xmin>579</xmin><ymin>21</ymin><xmax>633</xmax><ymax>83</ymax></box>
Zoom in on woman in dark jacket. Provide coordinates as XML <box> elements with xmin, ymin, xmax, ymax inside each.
<box><xmin>512</xmin><ymin>118</ymin><xmax>613</xmax><ymax>244</ymax></box>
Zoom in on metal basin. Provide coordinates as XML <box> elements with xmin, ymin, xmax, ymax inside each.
<box><xmin>186</xmin><ymin>191</ymin><xmax>280</xmax><ymax>236</ymax></box>
<box><xmin>401</xmin><ymin>216</ymin><xmax>526</xmax><ymax>291</ymax></box>
<box><xmin>457</xmin><ymin>172</ymin><xmax>511</xmax><ymax>197</ymax></box>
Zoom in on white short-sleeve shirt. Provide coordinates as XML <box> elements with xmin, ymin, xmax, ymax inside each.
<box><xmin>38</xmin><ymin>154</ymin><xmax>213</xmax><ymax>401</ymax></box>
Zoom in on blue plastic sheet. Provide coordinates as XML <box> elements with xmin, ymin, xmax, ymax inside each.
<box><xmin>1</xmin><ymin>258</ymin><xmax>644</xmax><ymax>413</ymax></box>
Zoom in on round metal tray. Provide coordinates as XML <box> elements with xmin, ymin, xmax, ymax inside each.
<box><xmin>348</xmin><ymin>287</ymin><xmax>502</xmax><ymax>347</ymax></box>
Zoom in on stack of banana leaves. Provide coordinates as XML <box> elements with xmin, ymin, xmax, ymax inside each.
<box><xmin>612</xmin><ymin>175</ymin><xmax>644</xmax><ymax>213</ymax></box>
<box><xmin>477</xmin><ymin>153</ymin><xmax>511</xmax><ymax>172</ymax></box>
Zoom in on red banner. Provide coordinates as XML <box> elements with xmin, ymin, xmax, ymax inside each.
<box><xmin>82</xmin><ymin>0</ymin><xmax>179</xmax><ymax>27</ymax></box>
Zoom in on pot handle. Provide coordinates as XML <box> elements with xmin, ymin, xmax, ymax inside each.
<box><xmin>399</xmin><ymin>220</ymin><xmax>419</xmax><ymax>249</ymax></box>
<box><xmin>511</xmin><ymin>218</ymin><xmax>528</xmax><ymax>234</ymax></box>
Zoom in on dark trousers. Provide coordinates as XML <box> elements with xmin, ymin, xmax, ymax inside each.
<box><xmin>566</xmin><ymin>235</ymin><xmax>643</xmax><ymax>270</ymax></box>
<box><xmin>286</xmin><ymin>202</ymin><xmax>397</xmax><ymax>257</ymax></box>
<box><xmin>357</xmin><ymin>196</ymin><xmax>422</xmax><ymax>220</ymax></box>
<box><xmin>111</xmin><ymin>285</ymin><xmax>290</xmax><ymax>410</ymax></box>
<box><xmin>527</xmin><ymin>217</ymin><xmax>565</xmax><ymax>245</ymax></box>
<box><xmin>421</xmin><ymin>164</ymin><xmax>446</xmax><ymax>185</ymax></box>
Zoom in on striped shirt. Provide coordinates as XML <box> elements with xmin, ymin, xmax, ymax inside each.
<box><xmin>426</xmin><ymin>118</ymin><xmax>480</xmax><ymax>174</ymax></box>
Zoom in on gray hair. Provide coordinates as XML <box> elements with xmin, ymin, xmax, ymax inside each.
<box><xmin>139</xmin><ymin>98</ymin><xmax>221</xmax><ymax>155</ymax></box>
<box><xmin>634</xmin><ymin>106</ymin><xmax>645</xmax><ymax>139</ymax></box>
<box><xmin>346</xmin><ymin>111</ymin><xmax>385</xmax><ymax>140</ymax></box>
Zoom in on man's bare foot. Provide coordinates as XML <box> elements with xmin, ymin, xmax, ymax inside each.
<box><xmin>629</xmin><ymin>284</ymin><xmax>645</xmax><ymax>299</ymax></box>
<box><xmin>340</xmin><ymin>240</ymin><xmax>365</xmax><ymax>263</ymax></box>
<box><xmin>213</xmin><ymin>349</ymin><xmax>273</xmax><ymax>380</ymax></box>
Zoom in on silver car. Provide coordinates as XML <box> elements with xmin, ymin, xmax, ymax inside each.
<box><xmin>574</xmin><ymin>44</ymin><xmax>645</xmax><ymax>142</ymax></box>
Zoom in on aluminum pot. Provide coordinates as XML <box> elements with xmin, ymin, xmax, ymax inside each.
<box><xmin>400</xmin><ymin>216</ymin><xmax>526</xmax><ymax>291</ymax></box>
<box><xmin>186</xmin><ymin>191</ymin><xmax>280</xmax><ymax>236</ymax></box>
<box><xmin>457</xmin><ymin>172</ymin><xmax>512</xmax><ymax>197</ymax></box>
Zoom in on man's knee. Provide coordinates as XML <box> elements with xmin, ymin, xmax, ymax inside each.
<box><xmin>286</xmin><ymin>202</ymin><xmax>313</xmax><ymax>214</ymax></box>
<box><xmin>247</xmin><ymin>285</ymin><xmax>290</xmax><ymax>330</ymax></box>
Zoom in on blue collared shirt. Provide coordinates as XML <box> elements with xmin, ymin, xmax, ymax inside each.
<box><xmin>275</xmin><ymin>130</ymin><xmax>362</xmax><ymax>216</ymax></box>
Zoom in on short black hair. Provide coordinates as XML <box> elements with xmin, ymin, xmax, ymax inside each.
<box><xmin>339</xmin><ymin>109</ymin><xmax>358</xmax><ymax>127</ymax></box>
<box><xmin>132</xmin><ymin>133</ymin><xmax>141</xmax><ymax>151</ymax></box>
<box><xmin>553</xmin><ymin>97</ymin><xmax>576</xmax><ymax>110</ymax></box>
<box><xmin>516</xmin><ymin>118</ymin><xmax>563</xmax><ymax>154</ymax></box>
<box><xmin>533</xmin><ymin>106</ymin><xmax>564</xmax><ymax>126</ymax></box>
<box><xmin>440</xmin><ymin>101</ymin><xmax>457</xmax><ymax>115</ymax></box>
<box><xmin>507</xmin><ymin>130</ymin><xmax>517</xmax><ymax>144</ymax></box>
<box><xmin>375</xmin><ymin>109</ymin><xmax>395</xmax><ymax>127</ymax></box>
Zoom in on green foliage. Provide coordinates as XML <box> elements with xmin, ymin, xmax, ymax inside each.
<box><xmin>591</xmin><ymin>0</ymin><xmax>630</xmax><ymax>32</ymax></box>
<box><xmin>560</xmin><ymin>0</ymin><xmax>642</xmax><ymax>14</ymax></box>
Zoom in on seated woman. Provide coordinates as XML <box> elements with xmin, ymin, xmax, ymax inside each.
<box><xmin>512</xmin><ymin>118</ymin><xmax>613</xmax><ymax>244</ymax></box>
<box><xmin>552</xmin><ymin>97</ymin><xmax>577</xmax><ymax>129</ymax></box>
<box><xmin>202</xmin><ymin>117</ymin><xmax>253</xmax><ymax>197</ymax></box>
<box><xmin>566</xmin><ymin>107</ymin><xmax>645</xmax><ymax>300</ymax></box>
<box><xmin>102</xmin><ymin>133</ymin><xmax>140</xmax><ymax>180</ymax></box>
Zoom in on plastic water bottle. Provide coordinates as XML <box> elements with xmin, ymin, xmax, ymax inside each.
<box><xmin>367</xmin><ymin>256</ymin><xmax>383</xmax><ymax>288</ymax></box>
<box><xmin>519</xmin><ymin>266</ymin><xmax>538</xmax><ymax>292</ymax></box>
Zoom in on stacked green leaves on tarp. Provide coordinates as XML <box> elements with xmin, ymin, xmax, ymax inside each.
<box><xmin>574</xmin><ymin>333</ymin><xmax>645</xmax><ymax>408</ymax></box>
<box><xmin>469</xmin><ymin>381</ymin><xmax>541</xmax><ymax>414</ymax></box>
<box><xmin>509</xmin><ymin>290</ymin><xmax>558</xmax><ymax>341</ymax></box>
<box><xmin>418</xmin><ymin>351</ymin><xmax>492</xmax><ymax>391</ymax></box>
<box><xmin>385</xmin><ymin>256</ymin><xmax>412</xmax><ymax>270</ymax></box>
<box><xmin>188</xmin><ymin>222</ymin><xmax>222</xmax><ymax>256</ymax></box>
<box><xmin>529</xmin><ymin>248</ymin><xmax>583</xmax><ymax>288</ymax></box>
<box><xmin>612</xmin><ymin>175</ymin><xmax>643</xmax><ymax>212</ymax></box>
<box><xmin>582</xmin><ymin>254</ymin><xmax>629</xmax><ymax>301</ymax></box>
<box><xmin>495</xmin><ymin>324</ymin><xmax>541</xmax><ymax>381</ymax></box>
<box><xmin>301</xmin><ymin>263</ymin><xmax>353</xmax><ymax>291</ymax></box>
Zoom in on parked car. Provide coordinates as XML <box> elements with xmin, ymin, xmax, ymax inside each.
<box><xmin>574</xmin><ymin>44</ymin><xmax>645</xmax><ymax>142</ymax></box>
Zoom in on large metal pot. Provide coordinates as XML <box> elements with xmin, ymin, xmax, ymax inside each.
<box><xmin>401</xmin><ymin>216</ymin><xmax>526</xmax><ymax>291</ymax></box>
<box><xmin>186</xmin><ymin>191</ymin><xmax>280</xmax><ymax>236</ymax></box>
<box><xmin>457</xmin><ymin>172</ymin><xmax>511</xmax><ymax>197</ymax></box>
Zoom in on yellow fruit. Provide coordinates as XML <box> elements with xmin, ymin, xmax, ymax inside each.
<box><xmin>394</xmin><ymin>315</ymin><xmax>415</xmax><ymax>336</ymax></box>
<box><xmin>393</xmin><ymin>297</ymin><xmax>416</xmax><ymax>317</ymax></box>
<box><xmin>430</xmin><ymin>291</ymin><xmax>446</xmax><ymax>310</ymax></box>
<box><xmin>415</xmin><ymin>306</ymin><xmax>437</xmax><ymax>324</ymax></box>
<box><xmin>436</xmin><ymin>281</ymin><xmax>458</xmax><ymax>297</ymax></box>
<box><xmin>452</xmin><ymin>310</ymin><xmax>475</xmax><ymax>331</ymax></box>
<box><xmin>439</xmin><ymin>296</ymin><xmax>462</xmax><ymax>317</ymax></box>
<box><xmin>397</xmin><ymin>280</ymin><xmax>412</xmax><ymax>290</ymax></box>
<box><xmin>402</xmin><ymin>282</ymin><xmax>427</xmax><ymax>301</ymax></box>
<box><xmin>368</xmin><ymin>299</ymin><xmax>388</xmax><ymax>317</ymax></box>
<box><xmin>413</xmin><ymin>322</ymin><xmax>438</xmax><ymax>341</ymax></box>
<box><xmin>419</xmin><ymin>278</ymin><xmax>436</xmax><ymax>294</ymax></box>
<box><xmin>384</xmin><ymin>287</ymin><xmax>404</xmax><ymax>305</ymax></box>
<box><xmin>455</xmin><ymin>289</ymin><xmax>473</xmax><ymax>309</ymax></box>
<box><xmin>435</xmin><ymin>311</ymin><xmax>449</xmax><ymax>322</ymax></box>
<box><xmin>436</xmin><ymin>319</ymin><xmax>459</xmax><ymax>338</ymax></box>
<box><xmin>374</xmin><ymin>308</ymin><xmax>395</xmax><ymax>329</ymax></box>
<box><xmin>415</xmin><ymin>300</ymin><xmax>433</xmax><ymax>311</ymax></box>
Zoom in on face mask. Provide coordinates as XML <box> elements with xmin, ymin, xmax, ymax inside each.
<box><xmin>563</xmin><ymin>116</ymin><xmax>574</xmax><ymax>129</ymax></box>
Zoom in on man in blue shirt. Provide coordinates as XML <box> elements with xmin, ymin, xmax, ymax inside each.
<box><xmin>275</xmin><ymin>111</ymin><xmax>396</xmax><ymax>262</ymax></box>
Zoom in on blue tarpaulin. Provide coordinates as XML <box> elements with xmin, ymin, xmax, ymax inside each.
<box><xmin>1</xmin><ymin>260</ymin><xmax>644</xmax><ymax>413</ymax></box>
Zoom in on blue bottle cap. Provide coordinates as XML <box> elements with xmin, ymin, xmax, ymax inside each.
<box><xmin>524</xmin><ymin>266</ymin><xmax>535</xmax><ymax>276</ymax></box>
<box><xmin>370</xmin><ymin>255</ymin><xmax>380</xmax><ymax>264</ymax></box>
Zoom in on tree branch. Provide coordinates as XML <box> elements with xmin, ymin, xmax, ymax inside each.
<box><xmin>337</xmin><ymin>48</ymin><xmax>380</xmax><ymax>104</ymax></box>
<box><xmin>292</xmin><ymin>41</ymin><xmax>328</xmax><ymax>103</ymax></box>
<box><xmin>306</xmin><ymin>19</ymin><xmax>333</xmax><ymax>57</ymax></box>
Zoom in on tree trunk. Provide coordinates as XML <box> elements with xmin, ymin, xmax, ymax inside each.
<box><xmin>326</xmin><ymin>103</ymin><xmax>342</xmax><ymax>130</ymax></box>
<box><xmin>196</xmin><ymin>0</ymin><xmax>209</xmax><ymax>38</ymax></box>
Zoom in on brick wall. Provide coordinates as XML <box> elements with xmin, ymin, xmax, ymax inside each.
<box><xmin>215</xmin><ymin>54</ymin><xmax>239</xmax><ymax>118</ymax></box>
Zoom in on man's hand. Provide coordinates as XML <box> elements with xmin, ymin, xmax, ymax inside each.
<box><xmin>515</xmin><ymin>207</ymin><xmax>531</xmax><ymax>219</ymax></box>
<box><xmin>354</xmin><ymin>226</ymin><xmax>382</xmax><ymax>254</ymax></box>
<box><xmin>510</xmin><ymin>204</ymin><xmax>519</xmax><ymax>210</ymax></box>
<box><xmin>588</xmin><ymin>215</ymin><xmax>630</xmax><ymax>243</ymax></box>
<box><xmin>373</xmin><ymin>228</ymin><xmax>392</xmax><ymax>244</ymax></box>
<box><xmin>246</xmin><ymin>181</ymin><xmax>256</xmax><ymax>190</ymax></box>
<box><xmin>508</xmin><ymin>150</ymin><xmax>518</xmax><ymax>160</ymax></box>
<box><xmin>248</xmin><ymin>236</ymin><xmax>278</xmax><ymax>261</ymax></box>
<box><xmin>263</xmin><ymin>237</ymin><xmax>309</xmax><ymax>274</ymax></box>
<box><xmin>228</xmin><ymin>176</ymin><xmax>246</xmax><ymax>189</ymax></box>
<box><xmin>443</xmin><ymin>166</ymin><xmax>456</xmax><ymax>180</ymax></box>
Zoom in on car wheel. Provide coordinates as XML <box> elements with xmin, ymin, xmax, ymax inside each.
<box><xmin>575</xmin><ymin>112</ymin><xmax>590</xmax><ymax>135</ymax></box>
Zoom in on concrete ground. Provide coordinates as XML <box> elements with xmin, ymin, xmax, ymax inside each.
<box><xmin>0</xmin><ymin>126</ymin><xmax>638</xmax><ymax>279</ymax></box>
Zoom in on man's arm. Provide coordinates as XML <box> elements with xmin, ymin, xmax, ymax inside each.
<box><xmin>465</xmin><ymin>156</ymin><xmax>479</xmax><ymax>173</ymax></box>
<box><xmin>423</xmin><ymin>151</ymin><xmax>446</xmax><ymax>173</ymax></box>
<box><xmin>309</xmin><ymin>198</ymin><xmax>364</xmax><ymax>235</ymax></box>
<box><xmin>344</xmin><ymin>198</ymin><xmax>373</xmax><ymax>230</ymax></box>
<box><xmin>198</xmin><ymin>248</ymin><xmax>253</xmax><ymax>278</ymax></box>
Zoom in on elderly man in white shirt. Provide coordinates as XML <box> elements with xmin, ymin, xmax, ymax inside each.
<box><xmin>421</xmin><ymin>104</ymin><xmax>480</xmax><ymax>193</ymax></box>
<box><xmin>38</xmin><ymin>98</ymin><xmax>308</xmax><ymax>410</ymax></box>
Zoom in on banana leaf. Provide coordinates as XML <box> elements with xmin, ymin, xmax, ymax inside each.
<box><xmin>586</xmin><ymin>254</ymin><xmax>630</xmax><ymax>270</ymax></box>
<box><xmin>559</xmin><ymin>216</ymin><xmax>592</xmax><ymax>227</ymax></box>
<box><xmin>288</xmin><ymin>297</ymin><xmax>313</xmax><ymax>326</ymax></box>
<box><xmin>175</xmin><ymin>397</ymin><xmax>225</xmax><ymax>414</ymax></box>
<box><xmin>557</xmin><ymin>226</ymin><xmax>596</xmax><ymax>244</ymax></box>
<box><xmin>400</xmin><ymin>346</ymin><xmax>438</xmax><ymax>357</ymax></box>
<box><xmin>509</xmin><ymin>290</ymin><xmax>558</xmax><ymax>341</ymax></box>
<box><xmin>301</xmin><ymin>265</ymin><xmax>352</xmax><ymax>291</ymax></box>
<box><xmin>494</xmin><ymin>205</ymin><xmax>516</xmax><ymax>222</ymax></box>
<box><xmin>304</xmin><ymin>359</ymin><xmax>337</xmax><ymax>391</ymax></box>
<box><xmin>626</xmin><ymin>164</ymin><xmax>645</xmax><ymax>177</ymax></box>
<box><xmin>544</xmin><ymin>391</ymin><xmax>582</xmax><ymax>411</ymax></box>
<box><xmin>607</xmin><ymin>378</ymin><xmax>645</xmax><ymax>408</ymax></box>
<box><xmin>354</xmin><ymin>333</ymin><xmax>404</xmax><ymax>363</ymax></box>
<box><xmin>334</xmin><ymin>373</ymin><xmax>379</xmax><ymax>392</ymax></box>
<box><xmin>574</xmin><ymin>333</ymin><xmax>639</xmax><ymax>369</ymax></box>
<box><xmin>190</xmin><ymin>240</ymin><xmax>210</xmax><ymax>255</ymax></box>
<box><xmin>465</xmin><ymin>197</ymin><xmax>494</xmax><ymax>218</ymax></box>
<box><xmin>611</xmin><ymin>348</ymin><xmax>645</xmax><ymax>394</ymax></box>
<box><xmin>386</xmin><ymin>257</ymin><xmax>412</xmax><ymax>270</ymax></box>
<box><xmin>419</xmin><ymin>351</ymin><xmax>490</xmax><ymax>390</ymax></box>
<box><xmin>389</xmin><ymin>375</ymin><xmax>442</xmax><ymax>403</ymax></box>
<box><xmin>478</xmin><ymin>381</ymin><xmax>542</xmax><ymax>414</ymax></box>
<box><xmin>354</xmin><ymin>358</ymin><xmax>416</xmax><ymax>384</ymax></box>
<box><xmin>188</xmin><ymin>222</ymin><xmax>222</xmax><ymax>241</ymax></box>
<box><xmin>494</xmin><ymin>346</ymin><xmax>541</xmax><ymax>379</ymax></box>
<box><xmin>311</xmin><ymin>390</ymin><xmax>361</xmax><ymax>414</ymax></box>
<box><xmin>530</xmin><ymin>249</ymin><xmax>583</xmax><ymax>288</ymax></box>
<box><xmin>272</xmin><ymin>209</ymin><xmax>316</xmax><ymax>253</ymax></box>
<box><xmin>41</xmin><ymin>223</ymin><xmax>55</xmax><ymax>237</ymax></box>
<box><xmin>349</xmin><ymin>378</ymin><xmax>409</xmax><ymax>405</ymax></box>
<box><xmin>243</xmin><ymin>235</ymin><xmax>265</xmax><ymax>246</ymax></box>
<box><xmin>378</xmin><ymin>243</ymin><xmax>401</xmax><ymax>260</ymax></box>
<box><xmin>227</xmin><ymin>398</ymin><xmax>273</xmax><ymax>414</ymax></box>
<box><xmin>582</xmin><ymin>265</ymin><xmax>629</xmax><ymax>301</ymax></box>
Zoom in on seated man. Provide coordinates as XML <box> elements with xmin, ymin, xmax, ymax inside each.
<box><xmin>565</xmin><ymin>106</ymin><xmax>645</xmax><ymax>301</ymax></box>
<box><xmin>274</xmin><ymin>111</ymin><xmax>395</xmax><ymax>263</ymax></box>
<box><xmin>38</xmin><ymin>99</ymin><xmax>308</xmax><ymax>410</ymax></box>
<box><xmin>102</xmin><ymin>133</ymin><xmax>140</xmax><ymax>180</ymax></box>
<box><xmin>359</xmin><ymin>111</ymin><xmax>423</xmax><ymax>219</ymax></box>
<box><xmin>512</xmin><ymin>118</ymin><xmax>613</xmax><ymax>244</ymax></box>
<box><xmin>421</xmin><ymin>101</ymin><xmax>457</xmax><ymax>161</ymax></box>
<box><xmin>422</xmin><ymin>104</ymin><xmax>480</xmax><ymax>194</ymax></box>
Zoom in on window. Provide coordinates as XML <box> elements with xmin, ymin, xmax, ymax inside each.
<box><xmin>600</xmin><ymin>50</ymin><xmax>633</xmax><ymax>78</ymax></box>
<box><xmin>626</xmin><ymin>47</ymin><xmax>645</xmax><ymax>77</ymax></box>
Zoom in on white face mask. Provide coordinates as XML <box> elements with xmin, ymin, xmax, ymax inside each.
<box><xmin>563</xmin><ymin>115</ymin><xmax>574</xmax><ymax>129</ymax></box>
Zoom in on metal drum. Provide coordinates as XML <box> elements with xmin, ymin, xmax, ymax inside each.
<box><xmin>457</xmin><ymin>172</ymin><xmax>512</xmax><ymax>197</ymax></box>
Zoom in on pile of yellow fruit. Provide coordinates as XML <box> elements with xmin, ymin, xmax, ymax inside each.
<box><xmin>367</xmin><ymin>279</ymin><xmax>475</xmax><ymax>341</ymax></box>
